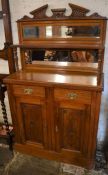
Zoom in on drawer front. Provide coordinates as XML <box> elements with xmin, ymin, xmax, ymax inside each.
<box><xmin>54</xmin><ymin>88</ymin><xmax>91</xmax><ymax>104</ymax></box>
<box><xmin>12</xmin><ymin>85</ymin><xmax>45</xmax><ymax>97</ymax></box>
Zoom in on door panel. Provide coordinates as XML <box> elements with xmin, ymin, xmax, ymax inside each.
<box><xmin>22</xmin><ymin>103</ymin><xmax>44</xmax><ymax>144</ymax></box>
<box><xmin>55</xmin><ymin>102</ymin><xmax>91</xmax><ymax>157</ymax></box>
<box><xmin>59</xmin><ymin>108</ymin><xmax>83</xmax><ymax>151</ymax></box>
<box><xmin>15</xmin><ymin>97</ymin><xmax>48</xmax><ymax>149</ymax></box>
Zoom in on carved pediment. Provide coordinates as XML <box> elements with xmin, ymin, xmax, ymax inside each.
<box><xmin>17</xmin><ymin>3</ymin><xmax>107</xmax><ymax>21</ymax></box>
<box><xmin>89</xmin><ymin>12</ymin><xmax>106</xmax><ymax>18</ymax></box>
<box><xmin>30</xmin><ymin>4</ymin><xmax>48</xmax><ymax>19</ymax></box>
<box><xmin>51</xmin><ymin>8</ymin><xmax>66</xmax><ymax>18</ymax></box>
<box><xmin>19</xmin><ymin>15</ymin><xmax>32</xmax><ymax>21</ymax></box>
<box><xmin>69</xmin><ymin>3</ymin><xmax>90</xmax><ymax>17</ymax></box>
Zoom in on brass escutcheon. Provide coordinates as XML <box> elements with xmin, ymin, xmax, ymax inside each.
<box><xmin>24</xmin><ymin>88</ymin><xmax>33</xmax><ymax>95</ymax></box>
<box><xmin>67</xmin><ymin>93</ymin><xmax>78</xmax><ymax>100</ymax></box>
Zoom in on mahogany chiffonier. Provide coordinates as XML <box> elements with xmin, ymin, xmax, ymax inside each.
<box><xmin>4</xmin><ymin>3</ymin><xmax>107</xmax><ymax>169</ymax></box>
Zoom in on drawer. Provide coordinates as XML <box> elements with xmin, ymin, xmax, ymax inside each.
<box><xmin>12</xmin><ymin>85</ymin><xmax>45</xmax><ymax>97</ymax></box>
<box><xmin>54</xmin><ymin>88</ymin><xmax>91</xmax><ymax>104</ymax></box>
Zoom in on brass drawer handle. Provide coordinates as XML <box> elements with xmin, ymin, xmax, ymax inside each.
<box><xmin>67</xmin><ymin>93</ymin><xmax>78</xmax><ymax>100</ymax></box>
<box><xmin>24</xmin><ymin>88</ymin><xmax>33</xmax><ymax>95</ymax></box>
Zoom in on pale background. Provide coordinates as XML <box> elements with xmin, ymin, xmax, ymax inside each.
<box><xmin>0</xmin><ymin>0</ymin><xmax>108</xmax><ymax>143</ymax></box>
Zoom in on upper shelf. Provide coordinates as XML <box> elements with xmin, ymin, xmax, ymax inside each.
<box><xmin>17</xmin><ymin>3</ymin><xmax>107</xmax><ymax>48</ymax></box>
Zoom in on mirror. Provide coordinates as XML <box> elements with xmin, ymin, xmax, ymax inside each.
<box><xmin>23</xmin><ymin>25</ymin><xmax>100</xmax><ymax>39</ymax></box>
<box><xmin>61</xmin><ymin>26</ymin><xmax>100</xmax><ymax>37</ymax></box>
<box><xmin>23</xmin><ymin>26</ymin><xmax>39</xmax><ymax>38</ymax></box>
<box><xmin>24</xmin><ymin>49</ymin><xmax>98</xmax><ymax>64</ymax></box>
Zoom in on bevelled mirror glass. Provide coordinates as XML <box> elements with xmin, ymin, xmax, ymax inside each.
<box><xmin>24</xmin><ymin>49</ymin><xmax>98</xmax><ymax>64</ymax></box>
<box><xmin>22</xmin><ymin>25</ymin><xmax>100</xmax><ymax>39</ymax></box>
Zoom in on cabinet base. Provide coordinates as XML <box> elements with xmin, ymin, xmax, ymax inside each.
<box><xmin>14</xmin><ymin>143</ymin><xmax>94</xmax><ymax>169</ymax></box>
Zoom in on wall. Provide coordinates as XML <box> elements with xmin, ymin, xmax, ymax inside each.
<box><xmin>0</xmin><ymin>0</ymin><xmax>5</xmax><ymax>48</ymax></box>
<box><xmin>0</xmin><ymin>0</ymin><xmax>108</xmax><ymax>144</ymax></box>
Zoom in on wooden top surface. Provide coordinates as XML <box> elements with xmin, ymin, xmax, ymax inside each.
<box><xmin>4</xmin><ymin>70</ymin><xmax>102</xmax><ymax>91</ymax></box>
<box><xmin>34</xmin><ymin>61</ymin><xmax>97</xmax><ymax>69</ymax></box>
<box><xmin>32</xmin><ymin>61</ymin><xmax>98</xmax><ymax>68</ymax></box>
<box><xmin>25</xmin><ymin>62</ymin><xmax>98</xmax><ymax>75</ymax></box>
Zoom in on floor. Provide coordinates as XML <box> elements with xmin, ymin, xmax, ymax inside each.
<box><xmin>0</xmin><ymin>143</ymin><xmax>108</xmax><ymax>175</ymax></box>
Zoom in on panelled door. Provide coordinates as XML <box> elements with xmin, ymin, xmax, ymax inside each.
<box><xmin>53</xmin><ymin>88</ymin><xmax>92</xmax><ymax>165</ymax></box>
<box><xmin>12</xmin><ymin>85</ymin><xmax>48</xmax><ymax>150</ymax></box>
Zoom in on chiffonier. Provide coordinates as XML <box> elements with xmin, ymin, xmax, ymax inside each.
<box><xmin>4</xmin><ymin>3</ymin><xmax>107</xmax><ymax>169</ymax></box>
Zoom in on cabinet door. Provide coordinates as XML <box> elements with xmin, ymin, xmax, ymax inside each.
<box><xmin>15</xmin><ymin>97</ymin><xmax>48</xmax><ymax>150</ymax></box>
<box><xmin>54</xmin><ymin>88</ymin><xmax>92</xmax><ymax>164</ymax></box>
<box><xmin>55</xmin><ymin>104</ymin><xmax>90</xmax><ymax>152</ymax></box>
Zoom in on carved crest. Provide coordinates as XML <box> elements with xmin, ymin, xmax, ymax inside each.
<box><xmin>17</xmin><ymin>3</ymin><xmax>107</xmax><ymax>21</ymax></box>
<box><xmin>19</xmin><ymin>15</ymin><xmax>32</xmax><ymax>21</ymax></box>
<box><xmin>89</xmin><ymin>12</ymin><xmax>105</xmax><ymax>18</ymax></box>
<box><xmin>69</xmin><ymin>3</ymin><xmax>89</xmax><ymax>17</ymax></box>
<box><xmin>51</xmin><ymin>8</ymin><xmax>66</xmax><ymax>18</ymax></box>
<box><xmin>30</xmin><ymin>4</ymin><xmax>48</xmax><ymax>19</ymax></box>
